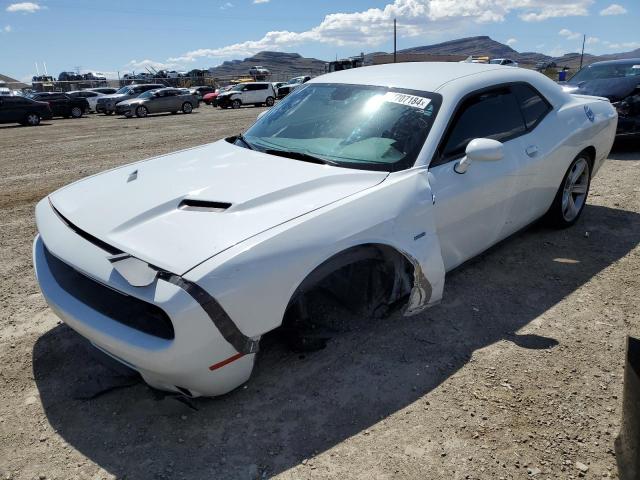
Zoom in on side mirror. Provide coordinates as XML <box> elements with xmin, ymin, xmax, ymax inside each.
<box><xmin>454</xmin><ymin>138</ymin><xmax>503</xmax><ymax>174</ymax></box>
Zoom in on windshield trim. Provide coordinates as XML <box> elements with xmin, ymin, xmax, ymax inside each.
<box><xmin>241</xmin><ymin>82</ymin><xmax>442</xmax><ymax>173</ymax></box>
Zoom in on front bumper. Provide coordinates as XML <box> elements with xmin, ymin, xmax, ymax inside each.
<box><xmin>33</xmin><ymin>199</ymin><xmax>255</xmax><ymax>397</ymax></box>
<box><xmin>96</xmin><ymin>101</ymin><xmax>117</xmax><ymax>113</ymax></box>
<box><xmin>115</xmin><ymin>104</ymin><xmax>133</xmax><ymax>116</ymax></box>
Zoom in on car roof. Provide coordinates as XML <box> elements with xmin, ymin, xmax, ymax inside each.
<box><xmin>309</xmin><ymin>62</ymin><xmax>568</xmax><ymax>105</ymax></box>
<box><xmin>584</xmin><ymin>58</ymin><xmax>640</xmax><ymax>66</ymax></box>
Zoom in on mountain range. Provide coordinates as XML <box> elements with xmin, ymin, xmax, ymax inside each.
<box><xmin>207</xmin><ymin>35</ymin><xmax>640</xmax><ymax>80</ymax></box>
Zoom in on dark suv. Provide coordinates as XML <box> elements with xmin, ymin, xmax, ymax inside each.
<box><xmin>0</xmin><ymin>96</ymin><xmax>52</xmax><ymax>126</ymax></box>
<box><xmin>28</xmin><ymin>92</ymin><xmax>89</xmax><ymax>118</ymax></box>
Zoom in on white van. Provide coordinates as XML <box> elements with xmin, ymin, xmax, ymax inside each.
<box><xmin>216</xmin><ymin>82</ymin><xmax>276</xmax><ymax>109</ymax></box>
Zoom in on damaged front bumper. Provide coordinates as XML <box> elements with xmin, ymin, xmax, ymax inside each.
<box><xmin>33</xmin><ymin>199</ymin><xmax>257</xmax><ymax>397</ymax></box>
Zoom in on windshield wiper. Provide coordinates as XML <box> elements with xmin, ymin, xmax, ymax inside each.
<box><xmin>264</xmin><ymin>148</ymin><xmax>340</xmax><ymax>166</ymax></box>
<box><xmin>235</xmin><ymin>133</ymin><xmax>254</xmax><ymax>150</ymax></box>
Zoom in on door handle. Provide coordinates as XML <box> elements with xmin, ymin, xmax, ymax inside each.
<box><xmin>525</xmin><ymin>145</ymin><xmax>539</xmax><ymax>157</ymax></box>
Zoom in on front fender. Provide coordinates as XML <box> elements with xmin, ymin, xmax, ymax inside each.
<box><xmin>185</xmin><ymin>167</ymin><xmax>445</xmax><ymax>337</ymax></box>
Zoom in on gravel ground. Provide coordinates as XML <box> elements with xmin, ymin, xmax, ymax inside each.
<box><xmin>0</xmin><ymin>108</ymin><xmax>638</xmax><ymax>480</ymax></box>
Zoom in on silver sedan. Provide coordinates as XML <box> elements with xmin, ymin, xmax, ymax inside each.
<box><xmin>115</xmin><ymin>88</ymin><xmax>199</xmax><ymax>118</ymax></box>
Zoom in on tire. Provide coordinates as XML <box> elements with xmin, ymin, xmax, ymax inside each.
<box><xmin>124</xmin><ymin>112</ymin><xmax>133</xmax><ymax>118</ymax></box>
<box><xmin>182</xmin><ymin>102</ymin><xmax>193</xmax><ymax>114</ymax></box>
<box><xmin>265</xmin><ymin>96</ymin><xmax>275</xmax><ymax>107</ymax></box>
<box><xmin>24</xmin><ymin>113</ymin><xmax>41</xmax><ymax>126</ymax></box>
<box><xmin>70</xmin><ymin>106</ymin><xmax>83</xmax><ymax>118</ymax></box>
<box><xmin>231</xmin><ymin>99</ymin><xmax>241</xmax><ymax>109</ymax></box>
<box><xmin>104</xmin><ymin>110</ymin><xmax>113</xmax><ymax>116</ymax></box>
<box><xmin>545</xmin><ymin>154</ymin><xmax>592</xmax><ymax>228</ymax></box>
<box><xmin>135</xmin><ymin>105</ymin><xmax>148</xmax><ymax>118</ymax></box>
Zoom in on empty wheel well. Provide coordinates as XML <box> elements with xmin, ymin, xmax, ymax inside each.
<box><xmin>281</xmin><ymin>244</ymin><xmax>415</xmax><ymax>343</ymax></box>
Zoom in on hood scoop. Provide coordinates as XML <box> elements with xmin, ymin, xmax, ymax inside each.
<box><xmin>178</xmin><ymin>199</ymin><xmax>232</xmax><ymax>212</ymax></box>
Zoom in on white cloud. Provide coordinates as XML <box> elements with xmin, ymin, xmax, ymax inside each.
<box><xmin>599</xmin><ymin>3</ymin><xmax>627</xmax><ymax>15</ymax></box>
<box><xmin>253</xmin><ymin>0</ymin><xmax>270</xmax><ymax>3</ymax></box>
<box><xmin>2</xmin><ymin>25</ymin><xmax>12</xmax><ymax>32</ymax></box>
<box><xmin>518</xmin><ymin>1</ymin><xmax>592</xmax><ymax>22</ymax></box>
<box><xmin>585</xmin><ymin>36</ymin><xmax>599</xmax><ymax>45</ymax></box>
<box><xmin>506</xmin><ymin>38</ymin><xmax>517</xmax><ymax>47</ymax></box>
<box><xmin>127</xmin><ymin>59</ymin><xmax>181</xmax><ymax>71</ymax></box>
<box><xmin>559</xmin><ymin>28</ymin><xmax>582</xmax><ymax>40</ymax></box>
<box><xmin>220</xmin><ymin>2</ymin><xmax>233</xmax><ymax>10</ymax></box>
<box><xmin>142</xmin><ymin>0</ymin><xmax>595</xmax><ymax>68</ymax></box>
<box><xmin>604</xmin><ymin>40</ymin><xmax>640</xmax><ymax>50</ymax></box>
<box><xmin>6</xmin><ymin>2</ymin><xmax>42</xmax><ymax>13</ymax></box>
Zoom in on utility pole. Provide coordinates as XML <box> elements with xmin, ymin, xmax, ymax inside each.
<box><xmin>393</xmin><ymin>18</ymin><xmax>397</xmax><ymax>63</ymax></box>
<box><xmin>579</xmin><ymin>34</ymin><xmax>586</xmax><ymax>70</ymax></box>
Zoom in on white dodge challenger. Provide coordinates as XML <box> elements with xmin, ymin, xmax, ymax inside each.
<box><xmin>33</xmin><ymin>63</ymin><xmax>617</xmax><ymax>397</ymax></box>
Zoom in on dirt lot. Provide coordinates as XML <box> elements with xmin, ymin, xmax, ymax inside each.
<box><xmin>0</xmin><ymin>107</ymin><xmax>638</xmax><ymax>480</ymax></box>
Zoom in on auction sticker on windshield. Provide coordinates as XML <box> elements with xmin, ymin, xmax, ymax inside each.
<box><xmin>383</xmin><ymin>92</ymin><xmax>431</xmax><ymax>109</ymax></box>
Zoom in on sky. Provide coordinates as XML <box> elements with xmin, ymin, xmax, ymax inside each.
<box><xmin>0</xmin><ymin>0</ymin><xmax>638</xmax><ymax>81</ymax></box>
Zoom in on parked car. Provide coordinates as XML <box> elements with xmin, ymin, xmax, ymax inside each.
<box><xmin>27</xmin><ymin>92</ymin><xmax>88</xmax><ymax>118</ymax></box>
<box><xmin>0</xmin><ymin>95</ymin><xmax>52</xmax><ymax>126</ymax></box>
<box><xmin>536</xmin><ymin>60</ymin><xmax>557</xmax><ymax>71</ymax></box>
<box><xmin>216</xmin><ymin>82</ymin><xmax>276</xmax><ymax>109</ymax></box>
<box><xmin>276</xmin><ymin>76</ymin><xmax>311</xmax><ymax>98</ymax></box>
<box><xmin>189</xmin><ymin>86</ymin><xmax>215</xmax><ymax>100</ymax></box>
<box><xmin>562</xmin><ymin>58</ymin><xmax>640</xmax><ymax>137</ymax></box>
<box><xmin>115</xmin><ymin>88</ymin><xmax>199</xmax><ymax>117</ymax></box>
<box><xmin>67</xmin><ymin>90</ymin><xmax>103</xmax><ymax>112</ymax></box>
<box><xmin>272</xmin><ymin>82</ymin><xmax>287</xmax><ymax>98</ymax></box>
<box><xmin>33</xmin><ymin>63</ymin><xmax>617</xmax><ymax>397</ymax></box>
<box><xmin>489</xmin><ymin>58</ymin><xmax>518</xmax><ymax>67</ymax></box>
<box><xmin>58</xmin><ymin>71</ymin><xmax>84</xmax><ymax>82</ymax></box>
<box><xmin>202</xmin><ymin>86</ymin><xmax>232</xmax><ymax>106</ymax></box>
<box><xmin>86</xmin><ymin>87</ymin><xmax>117</xmax><ymax>95</ymax></box>
<box><xmin>95</xmin><ymin>84</ymin><xmax>164</xmax><ymax>115</ymax></box>
<box><xmin>249</xmin><ymin>65</ymin><xmax>270</xmax><ymax>77</ymax></box>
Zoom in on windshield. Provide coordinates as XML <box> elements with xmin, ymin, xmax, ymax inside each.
<box><xmin>115</xmin><ymin>86</ymin><xmax>131</xmax><ymax>94</ymax></box>
<box><xmin>489</xmin><ymin>59</ymin><xmax>503</xmax><ymax>64</ymax></box>
<box><xmin>241</xmin><ymin>83</ymin><xmax>441</xmax><ymax>172</ymax></box>
<box><xmin>569</xmin><ymin>62</ymin><xmax>640</xmax><ymax>84</ymax></box>
<box><xmin>229</xmin><ymin>84</ymin><xmax>245</xmax><ymax>92</ymax></box>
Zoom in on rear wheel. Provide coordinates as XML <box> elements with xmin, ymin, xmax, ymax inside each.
<box><xmin>231</xmin><ymin>99</ymin><xmax>241</xmax><ymax>109</ymax></box>
<box><xmin>23</xmin><ymin>113</ymin><xmax>41</xmax><ymax>126</ymax></box>
<box><xmin>135</xmin><ymin>105</ymin><xmax>148</xmax><ymax>118</ymax></box>
<box><xmin>545</xmin><ymin>154</ymin><xmax>591</xmax><ymax>228</ymax></box>
<box><xmin>265</xmin><ymin>96</ymin><xmax>275</xmax><ymax>107</ymax></box>
<box><xmin>182</xmin><ymin>102</ymin><xmax>193</xmax><ymax>114</ymax></box>
<box><xmin>70</xmin><ymin>106</ymin><xmax>83</xmax><ymax>118</ymax></box>
<box><xmin>104</xmin><ymin>110</ymin><xmax>113</xmax><ymax>116</ymax></box>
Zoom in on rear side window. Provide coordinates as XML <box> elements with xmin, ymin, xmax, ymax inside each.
<box><xmin>441</xmin><ymin>88</ymin><xmax>525</xmax><ymax>160</ymax></box>
<box><xmin>512</xmin><ymin>83</ymin><xmax>552</xmax><ymax>130</ymax></box>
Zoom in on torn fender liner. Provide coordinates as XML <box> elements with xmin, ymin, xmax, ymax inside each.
<box><xmin>402</xmin><ymin>252</ymin><xmax>432</xmax><ymax>316</ymax></box>
<box><xmin>156</xmin><ymin>271</ymin><xmax>259</xmax><ymax>355</ymax></box>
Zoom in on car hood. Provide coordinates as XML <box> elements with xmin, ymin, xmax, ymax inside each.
<box><xmin>569</xmin><ymin>76</ymin><xmax>640</xmax><ymax>102</ymax></box>
<box><xmin>98</xmin><ymin>93</ymin><xmax>129</xmax><ymax>101</ymax></box>
<box><xmin>49</xmin><ymin>140</ymin><xmax>388</xmax><ymax>275</ymax></box>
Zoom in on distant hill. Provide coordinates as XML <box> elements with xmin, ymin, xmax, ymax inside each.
<box><xmin>0</xmin><ymin>73</ymin><xmax>28</xmax><ymax>89</ymax></box>
<box><xmin>208</xmin><ymin>51</ymin><xmax>326</xmax><ymax>81</ymax></box>
<box><xmin>206</xmin><ymin>36</ymin><xmax>640</xmax><ymax>81</ymax></box>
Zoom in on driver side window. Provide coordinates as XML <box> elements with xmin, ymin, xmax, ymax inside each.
<box><xmin>436</xmin><ymin>87</ymin><xmax>525</xmax><ymax>165</ymax></box>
